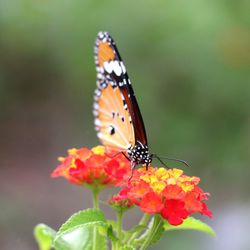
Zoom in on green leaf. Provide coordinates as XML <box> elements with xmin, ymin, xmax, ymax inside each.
<box><xmin>34</xmin><ymin>223</ymin><xmax>56</xmax><ymax>250</ymax></box>
<box><xmin>136</xmin><ymin>215</ymin><xmax>164</xmax><ymax>248</ymax></box>
<box><xmin>54</xmin><ymin>223</ymin><xmax>107</xmax><ymax>250</ymax></box>
<box><xmin>163</xmin><ymin>217</ymin><xmax>216</xmax><ymax>237</ymax></box>
<box><xmin>57</xmin><ymin>208</ymin><xmax>106</xmax><ymax>235</ymax></box>
<box><xmin>123</xmin><ymin>224</ymin><xmax>147</xmax><ymax>243</ymax></box>
<box><xmin>107</xmin><ymin>220</ymin><xmax>117</xmax><ymax>230</ymax></box>
<box><xmin>107</xmin><ymin>224</ymin><xmax>118</xmax><ymax>242</ymax></box>
<box><xmin>127</xmin><ymin>225</ymin><xmax>147</xmax><ymax>235</ymax></box>
<box><xmin>54</xmin><ymin>209</ymin><xmax>108</xmax><ymax>250</ymax></box>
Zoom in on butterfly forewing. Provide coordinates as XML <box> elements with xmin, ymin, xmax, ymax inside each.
<box><xmin>94</xmin><ymin>32</ymin><xmax>148</xmax><ymax>152</ymax></box>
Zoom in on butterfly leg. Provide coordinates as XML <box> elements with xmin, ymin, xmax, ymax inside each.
<box><xmin>106</xmin><ymin>151</ymin><xmax>128</xmax><ymax>159</ymax></box>
<box><xmin>122</xmin><ymin>152</ymin><xmax>131</xmax><ymax>161</ymax></box>
<box><xmin>127</xmin><ymin>162</ymin><xmax>136</xmax><ymax>181</ymax></box>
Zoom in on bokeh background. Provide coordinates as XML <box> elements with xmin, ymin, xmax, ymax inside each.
<box><xmin>1</xmin><ymin>0</ymin><xmax>250</xmax><ymax>249</ymax></box>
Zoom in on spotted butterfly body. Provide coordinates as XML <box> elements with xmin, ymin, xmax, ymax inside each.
<box><xmin>93</xmin><ymin>32</ymin><xmax>152</xmax><ymax>167</ymax></box>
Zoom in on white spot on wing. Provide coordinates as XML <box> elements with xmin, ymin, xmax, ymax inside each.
<box><xmin>98</xmin><ymin>32</ymin><xmax>104</xmax><ymax>39</ymax></box>
<box><xmin>97</xmin><ymin>73</ymin><xmax>103</xmax><ymax>79</ymax></box>
<box><xmin>113</xmin><ymin>61</ymin><xmax>122</xmax><ymax>76</ymax></box>
<box><xmin>93</xmin><ymin>103</ymin><xmax>99</xmax><ymax>110</ymax></box>
<box><xmin>104</xmin><ymin>60</ymin><xmax>123</xmax><ymax>76</ymax></box>
<box><xmin>95</xmin><ymin>89</ymin><xmax>101</xmax><ymax>96</ymax></box>
<box><xmin>104</xmin><ymin>61</ymin><xmax>112</xmax><ymax>74</ymax></box>
<box><xmin>95</xmin><ymin>119</ymin><xmax>101</xmax><ymax>126</ymax></box>
<box><xmin>111</xmin><ymin>81</ymin><xmax>117</xmax><ymax>87</ymax></box>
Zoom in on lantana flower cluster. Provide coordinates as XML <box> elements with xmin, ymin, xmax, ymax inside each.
<box><xmin>51</xmin><ymin>146</ymin><xmax>131</xmax><ymax>188</ymax></box>
<box><xmin>110</xmin><ymin>167</ymin><xmax>212</xmax><ymax>225</ymax></box>
<box><xmin>52</xmin><ymin>146</ymin><xmax>212</xmax><ymax>226</ymax></box>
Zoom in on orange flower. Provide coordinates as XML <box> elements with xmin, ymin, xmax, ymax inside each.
<box><xmin>115</xmin><ymin>167</ymin><xmax>212</xmax><ymax>226</ymax></box>
<box><xmin>51</xmin><ymin>146</ymin><xmax>131</xmax><ymax>188</ymax></box>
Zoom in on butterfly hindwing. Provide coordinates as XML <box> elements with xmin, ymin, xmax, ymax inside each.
<box><xmin>93</xmin><ymin>80</ymin><xmax>135</xmax><ymax>151</ymax></box>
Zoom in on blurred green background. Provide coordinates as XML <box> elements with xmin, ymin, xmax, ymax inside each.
<box><xmin>1</xmin><ymin>0</ymin><xmax>250</xmax><ymax>249</ymax></box>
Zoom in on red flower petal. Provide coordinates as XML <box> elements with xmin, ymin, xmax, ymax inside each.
<box><xmin>201</xmin><ymin>202</ymin><xmax>213</xmax><ymax>218</ymax></box>
<box><xmin>184</xmin><ymin>192</ymin><xmax>203</xmax><ymax>213</ymax></box>
<box><xmin>163</xmin><ymin>185</ymin><xmax>185</xmax><ymax>200</ymax></box>
<box><xmin>140</xmin><ymin>192</ymin><xmax>164</xmax><ymax>214</ymax></box>
<box><xmin>161</xmin><ymin>199</ymin><xmax>189</xmax><ymax>225</ymax></box>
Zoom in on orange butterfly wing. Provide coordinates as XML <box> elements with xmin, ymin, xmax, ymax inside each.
<box><xmin>94</xmin><ymin>83</ymin><xmax>135</xmax><ymax>151</ymax></box>
<box><xmin>93</xmin><ymin>31</ymin><xmax>148</xmax><ymax>156</ymax></box>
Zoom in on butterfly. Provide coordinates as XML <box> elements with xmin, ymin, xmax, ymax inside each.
<box><xmin>93</xmin><ymin>31</ymin><xmax>152</xmax><ymax>168</ymax></box>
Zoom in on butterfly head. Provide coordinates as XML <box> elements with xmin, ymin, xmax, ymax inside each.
<box><xmin>127</xmin><ymin>142</ymin><xmax>152</xmax><ymax>166</ymax></box>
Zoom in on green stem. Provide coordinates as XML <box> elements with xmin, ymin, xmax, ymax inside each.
<box><xmin>92</xmin><ymin>188</ymin><xmax>100</xmax><ymax>209</ymax></box>
<box><xmin>91</xmin><ymin>188</ymin><xmax>100</xmax><ymax>250</ymax></box>
<box><xmin>111</xmin><ymin>239</ymin><xmax>116</xmax><ymax>250</ymax></box>
<box><xmin>113</xmin><ymin>210</ymin><xmax>123</xmax><ymax>250</ymax></box>
<box><xmin>127</xmin><ymin>213</ymin><xmax>151</xmax><ymax>245</ymax></box>
<box><xmin>139</xmin><ymin>214</ymin><xmax>162</xmax><ymax>250</ymax></box>
<box><xmin>117</xmin><ymin>211</ymin><xmax>123</xmax><ymax>240</ymax></box>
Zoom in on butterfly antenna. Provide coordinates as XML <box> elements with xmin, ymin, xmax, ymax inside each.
<box><xmin>151</xmin><ymin>154</ymin><xmax>190</xmax><ymax>168</ymax></box>
<box><xmin>151</xmin><ymin>154</ymin><xmax>169</xmax><ymax>168</ymax></box>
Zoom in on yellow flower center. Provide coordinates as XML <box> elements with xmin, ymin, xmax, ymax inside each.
<box><xmin>70</xmin><ymin>159</ymin><xmax>77</xmax><ymax>169</ymax></box>
<box><xmin>137</xmin><ymin>167</ymin><xmax>198</xmax><ymax>194</ymax></box>
<box><xmin>179</xmin><ymin>182</ymin><xmax>194</xmax><ymax>192</ymax></box>
<box><xmin>92</xmin><ymin>145</ymin><xmax>105</xmax><ymax>156</ymax></box>
<box><xmin>68</xmin><ymin>148</ymin><xmax>78</xmax><ymax>155</ymax></box>
<box><xmin>168</xmin><ymin>168</ymin><xmax>183</xmax><ymax>178</ymax></box>
<box><xmin>155</xmin><ymin>168</ymin><xmax>170</xmax><ymax>180</ymax></box>
<box><xmin>150</xmin><ymin>181</ymin><xmax>166</xmax><ymax>193</ymax></box>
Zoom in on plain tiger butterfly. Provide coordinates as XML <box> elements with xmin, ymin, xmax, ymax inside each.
<box><xmin>93</xmin><ymin>31</ymin><xmax>188</xmax><ymax>170</ymax></box>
